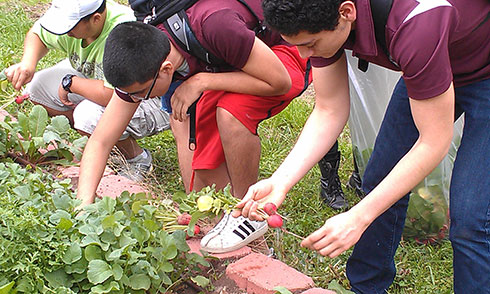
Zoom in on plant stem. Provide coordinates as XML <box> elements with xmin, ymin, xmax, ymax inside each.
<box><xmin>281</xmin><ymin>228</ymin><xmax>305</xmax><ymax>240</ymax></box>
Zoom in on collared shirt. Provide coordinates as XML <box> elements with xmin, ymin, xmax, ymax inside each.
<box><xmin>311</xmin><ymin>0</ymin><xmax>490</xmax><ymax>100</ymax></box>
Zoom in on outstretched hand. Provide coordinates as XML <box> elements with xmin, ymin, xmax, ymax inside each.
<box><xmin>300</xmin><ymin>210</ymin><xmax>369</xmax><ymax>258</ymax></box>
<box><xmin>232</xmin><ymin>178</ymin><xmax>288</xmax><ymax>221</ymax></box>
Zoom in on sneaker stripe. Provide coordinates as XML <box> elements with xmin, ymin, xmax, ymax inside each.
<box><xmin>243</xmin><ymin>220</ymin><xmax>256</xmax><ymax>232</ymax></box>
<box><xmin>237</xmin><ymin>224</ymin><xmax>251</xmax><ymax>236</ymax></box>
<box><xmin>233</xmin><ymin>229</ymin><xmax>247</xmax><ymax>240</ymax></box>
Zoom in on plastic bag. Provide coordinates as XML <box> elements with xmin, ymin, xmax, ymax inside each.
<box><xmin>346</xmin><ymin>53</ymin><xmax>462</xmax><ymax>242</ymax></box>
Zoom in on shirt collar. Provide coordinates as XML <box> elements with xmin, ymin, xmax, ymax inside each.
<box><xmin>351</xmin><ymin>0</ymin><xmax>379</xmax><ymax>57</ymax></box>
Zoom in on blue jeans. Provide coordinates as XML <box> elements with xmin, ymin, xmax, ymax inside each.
<box><xmin>346</xmin><ymin>78</ymin><xmax>490</xmax><ymax>294</ymax></box>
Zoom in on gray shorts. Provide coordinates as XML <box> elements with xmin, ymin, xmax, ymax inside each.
<box><xmin>25</xmin><ymin>59</ymin><xmax>170</xmax><ymax>140</ymax></box>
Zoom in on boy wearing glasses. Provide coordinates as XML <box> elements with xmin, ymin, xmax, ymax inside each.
<box><xmin>5</xmin><ymin>0</ymin><xmax>170</xmax><ymax>181</ymax></box>
<box><xmin>76</xmin><ymin>0</ymin><xmax>311</xmax><ymax>254</ymax></box>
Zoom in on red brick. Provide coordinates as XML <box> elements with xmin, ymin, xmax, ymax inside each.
<box><xmin>226</xmin><ymin>252</ymin><xmax>314</xmax><ymax>294</ymax></box>
<box><xmin>56</xmin><ymin>166</ymin><xmax>115</xmax><ymax>190</ymax></box>
<box><xmin>57</xmin><ymin>165</ymin><xmax>114</xmax><ymax>178</ymax></box>
<box><xmin>301</xmin><ymin>288</ymin><xmax>337</xmax><ymax>294</ymax></box>
<box><xmin>187</xmin><ymin>238</ymin><xmax>252</xmax><ymax>260</ymax></box>
<box><xmin>96</xmin><ymin>174</ymin><xmax>148</xmax><ymax>199</ymax></box>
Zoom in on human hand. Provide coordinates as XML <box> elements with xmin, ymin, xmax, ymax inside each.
<box><xmin>58</xmin><ymin>83</ymin><xmax>75</xmax><ymax>107</ymax></box>
<box><xmin>232</xmin><ymin>178</ymin><xmax>288</xmax><ymax>221</ymax></box>
<box><xmin>5</xmin><ymin>63</ymin><xmax>35</xmax><ymax>91</ymax></box>
<box><xmin>300</xmin><ymin>210</ymin><xmax>369</xmax><ymax>258</ymax></box>
<box><xmin>170</xmin><ymin>76</ymin><xmax>203</xmax><ymax>122</ymax></box>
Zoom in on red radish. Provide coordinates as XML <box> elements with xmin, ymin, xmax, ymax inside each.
<box><xmin>177</xmin><ymin>213</ymin><xmax>192</xmax><ymax>225</ymax></box>
<box><xmin>186</xmin><ymin>225</ymin><xmax>201</xmax><ymax>239</ymax></box>
<box><xmin>267</xmin><ymin>214</ymin><xmax>283</xmax><ymax>228</ymax></box>
<box><xmin>263</xmin><ymin>202</ymin><xmax>277</xmax><ymax>216</ymax></box>
<box><xmin>15</xmin><ymin>96</ymin><xmax>25</xmax><ymax>104</ymax></box>
<box><xmin>15</xmin><ymin>94</ymin><xmax>28</xmax><ymax>104</ymax></box>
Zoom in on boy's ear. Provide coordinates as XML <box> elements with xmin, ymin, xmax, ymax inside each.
<box><xmin>339</xmin><ymin>1</ymin><xmax>356</xmax><ymax>22</ymax></box>
<box><xmin>90</xmin><ymin>12</ymin><xmax>103</xmax><ymax>25</ymax></box>
<box><xmin>160</xmin><ymin>61</ymin><xmax>174</xmax><ymax>75</ymax></box>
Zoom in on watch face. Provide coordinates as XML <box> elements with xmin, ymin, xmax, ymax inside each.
<box><xmin>62</xmin><ymin>75</ymin><xmax>72</xmax><ymax>91</ymax></box>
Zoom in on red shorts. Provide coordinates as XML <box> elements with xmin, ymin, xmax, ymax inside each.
<box><xmin>193</xmin><ymin>45</ymin><xmax>311</xmax><ymax>170</ymax></box>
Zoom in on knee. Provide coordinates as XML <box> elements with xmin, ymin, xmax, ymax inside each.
<box><xmin>72</xmin><ymin>100</ymin><xmax>103</xmax><ymax>135</ymax></box>
<box><xmin>448</xmin><ymin>209</ymin><xmax>487</xmax><ymax>246</ymax></box>
<box><xmin>25</xmin><ymin>72</ymin><xmax>47</xmax><ymax>98</ymax></box>
<box><xmin>216</xmin><ymin>107</ymin><xmax>247</xmax><ymax>135</ymax></box>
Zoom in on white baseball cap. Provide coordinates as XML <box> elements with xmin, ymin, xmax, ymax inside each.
<box><xmin>39</xmin><ymin>0</ymin><xmax>104</xmax><ymax>35</ymax></box>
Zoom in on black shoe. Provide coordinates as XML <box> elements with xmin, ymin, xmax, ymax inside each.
<box><xmin>318</xmin><ymin>152</ymin><xmax>348</xmax><ymax>210</ymax></box>
<box><xmin>347</xmin><ymin>170</ymin><xmax>365</xmax><ymax>199</ymax></box>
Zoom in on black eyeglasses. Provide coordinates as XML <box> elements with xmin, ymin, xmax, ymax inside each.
<box><xmin>115</xmin><ymin>70</ymin><xmax>159</xmax><ymax>101</ymax></box>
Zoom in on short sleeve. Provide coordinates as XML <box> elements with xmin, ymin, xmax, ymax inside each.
<box><xmin>391</xmin><ymin>7</ymin><xmax>456</xmax><ymax>99</ymax></box>
<box><xmin>200</xmin><ymin>9</ymin><xmax>256</xmax><ymax>69</ymax></box>
<box><xmin>33</xmin><ymin>19</ymin><xmax>68</xmax><ymax>51</ymax></box>
<box><xmin>310</xmin><ymin>49</ymin><xmax>345</xmax><ymax>68</ymax></box>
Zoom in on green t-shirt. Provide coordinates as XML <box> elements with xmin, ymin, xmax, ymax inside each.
<box><xmin>33</xmin><ymin>0</ymin><xmax>134</xmax><ymax>82</ymax></box>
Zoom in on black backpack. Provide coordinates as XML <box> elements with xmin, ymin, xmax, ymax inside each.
<box><xmin>358</xmin><ymin>0</ymin><xmax>399</xmax><ymax>72</ymax></box>
<box><xmin>128</xmin><ymin>0</ymin><xmax>266</xmax><ymax>68</ymax></box>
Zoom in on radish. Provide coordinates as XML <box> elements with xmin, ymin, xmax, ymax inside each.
<box><xmin>186</xmin><ymin>225</ymin><xmax>201</xmax><ymax>239</ymax></box>
<box><xmin>15</xmin><ymin>94</ymin><xmax>28</xmax><ymax>104</ymax></box>
<box><xmin>177</xmin><ymin>213</ymin><xmax>192</xmax><ymax>225</ymax></box>
<box><xmin>267</xmin><ymin>214</ymin><xmax>283</xmax><ymax>228</ymax></box>
<box><xmin>263</xmin><ymin>202</ymin><xmax>277</xmax><ymax>216</ymax></box>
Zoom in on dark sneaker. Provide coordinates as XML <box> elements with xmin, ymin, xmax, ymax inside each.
<box><xmin>346</xmin><ymin>170</ymin><xmax>365</xmax><ymax>199</ymax></box>
<box><xmin>318</xmin><ymin>152</ymin><xmax>348</xmax><ymax>210</ymax></box>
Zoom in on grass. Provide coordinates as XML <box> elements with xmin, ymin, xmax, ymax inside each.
<box><xmin>0</xmin><ymin>1</ymin><xmax>454</xmax><ymax>293</ymax></box>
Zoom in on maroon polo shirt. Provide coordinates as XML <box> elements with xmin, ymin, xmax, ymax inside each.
<box><xmin>311</xmin><ymin>0</ymin><xmax>490</xmax><ymax>100</ymax></box>
<box><xmin>157</xmin><ymin>0</ymin><xmax>286</xmax><ymax>78</ymax></box>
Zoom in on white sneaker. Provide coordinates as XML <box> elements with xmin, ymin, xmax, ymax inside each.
<box><xmin>200</xmin><ymin>213</ymin><xmax>268</xmax><ymax>253</ymax></box>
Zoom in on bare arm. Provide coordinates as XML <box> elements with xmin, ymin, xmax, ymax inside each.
<box><xmin>301</xmin><ymin>83</ymin><xmax>455</xmax><ymax>257</ymax></box>
<box><xmin>235</xmin><ymin>54</ymin><xmax>351</xmax><ymax>218</ymax></box>
<box><xmin>190</xmin><ymin>37</ymin><xmax>292</xmax><ymax>96</ymax></box>
<box><xmin>61</xmin><ymin>77</ymin><xmax>114</xmax><ymax>106</ymax></box>
<box><xmin>171</xmin><ymin>37</ymin><xmax>292</xmax><ymax>121</ymax></box>
<box><xmin>76</xmin><ymin>93</ymin><xmax>139</xmax><ymax>207</ymax></box>
<box><xmin>6</xmin><ymin>28</ymin><xmax>48</xmax><ymax>90</ymax></box>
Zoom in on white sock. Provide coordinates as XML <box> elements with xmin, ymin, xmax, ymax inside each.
<box><xmin>139</xmin><ymin>149</ymin><xmax>148</xmax><ymax>159</ymax></box>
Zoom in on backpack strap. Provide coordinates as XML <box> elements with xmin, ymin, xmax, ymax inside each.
<box><xmin>164</xmin><ymin>10</ymin><xmax>228</xmax><ymax>67</ymax></box>
<box><xmin>358</xmin><ymin>0</ymin><xmax>395</xmax><ymax>72</ymax></box>
<box><xmin>236</xmin><ymin>0</ymin><xmax>267</xmax><ymax>36</ymax></box>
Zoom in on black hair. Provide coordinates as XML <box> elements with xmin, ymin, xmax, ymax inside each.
<box><xmin>103</xmin><ymin>21</ymin><xmax>171</xmax><ymax>88</ymax></box>
<box><xmin>262</xmin><ymin>0</ymin><xmax>344</xmax><ymax>36</ymax></box>
<box><xmin>81</xmin><ymin>0</ymin><xmax>107</xmax><ymax>22</ymax></box>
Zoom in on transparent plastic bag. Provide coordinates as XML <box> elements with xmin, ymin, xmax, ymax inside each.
<box><xmin>346</xmin><ymin>53</ymin><xmax>462</xmax><ymax>242</ymax></box>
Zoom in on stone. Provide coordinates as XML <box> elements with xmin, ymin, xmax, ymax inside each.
<box><xmin>226</xmin><ymin>252</ymin><xmax>315</xmax><ymax>294</ymax></box>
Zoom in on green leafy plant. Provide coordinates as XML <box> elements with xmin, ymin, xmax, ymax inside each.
<box><xmin>404</xmin><ymin>182</ymin><xmax>449</xmax><ymax>243</ymax></box>
<box><xmin>0</xmin><ymin>162</ymin><xmax>210</xmax><ymax>293</ymax></box>
<box><xmin>0</xmin><ymin>105</ymin><xmax>87</xmax><ymax>166</ymax></box>
<box><xmin>66</xmin><ymin>192</ymin><xmax>210</xmax><ymax>293</ymax></box>
<box><xmin>0</xmin><ymin>162</ymin><xmax>76</xmax><ymax>293</ymax></box>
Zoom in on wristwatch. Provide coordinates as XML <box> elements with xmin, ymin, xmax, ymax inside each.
<box><xmin>61</xmin><ymin>74</ymin><xmax>75</xmax><ymax>93</ymax></box>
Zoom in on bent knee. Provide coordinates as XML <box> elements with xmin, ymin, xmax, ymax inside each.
<box><xmin>73</xmin><ymin>100</ymin><xmax>104</xmax><ymax>135</ymax></box>
<box><xmin>216</xmin><ymin>107</ymin><xmax>249</xmax><ymax>133</ymax></box>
